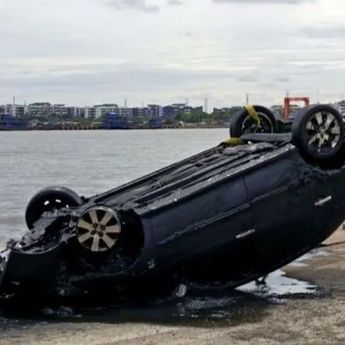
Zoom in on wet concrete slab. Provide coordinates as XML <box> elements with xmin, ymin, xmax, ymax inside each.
<box><xmin>1</xmin><ymin>228</ymin><xmax>345</xmax><ymax>344</ymax></box>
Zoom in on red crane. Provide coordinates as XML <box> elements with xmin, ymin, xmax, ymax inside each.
<box><xmin>283</xmin><ymin>97</ymin><xmax>310</xmax><ymax>120</ymax></box>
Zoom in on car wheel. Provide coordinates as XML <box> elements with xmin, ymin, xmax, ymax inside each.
<box><xmin>76</xmin><ymin>206</ymin><xmax>121</xmax><ymax>253</ymax></box>
<box><xmin>25</xmin><ymin>186</ymin><xmax>83</xmax><ymax>229</ymax></box>
<box><xmin>230</xmin><ymin>105</ymin><xmax>278</xmax><ymax>137</ymax></box>
<box><xmin>292</xmin><ymin>105</ymin><xmax>345</xmax><ymax>161</ymax></box>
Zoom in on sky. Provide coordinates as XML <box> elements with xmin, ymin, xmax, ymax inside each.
<box><xmin>0</xmin><ymin>0</ymin><xmax>345</xmax><ymax>109</ymax></box>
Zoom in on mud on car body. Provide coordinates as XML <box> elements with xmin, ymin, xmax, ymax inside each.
<box><xmin>1</xmin><ymin>104</ymin><xmax>345</xmax><ymax>304</ymax></box>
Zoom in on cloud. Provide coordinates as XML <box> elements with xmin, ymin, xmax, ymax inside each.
<box><xmin>167</xmin><ymin>0</ymin><xmax>184</xmax><ymax>5</ymax></box>
<box><xmin>213</xmin><ymin>0</ymin><xmax>313</xmax><ymax>3</ymax></box>
<box><xmin>104</xmin><ymin>0</ymin><xmax>159</xmax><ymax>12</ymax></box>
<box><xmin>301</xmin><ymin>26</ymin><xmax>345</xmax><ymax>39</ymax></box>
<box><xmin>0</xmin><ymin>0</ymin><xmax>344</xmax><ymax>108</ymax></box>
<box><xmin>274</xmin><ymin>76</ymin><xmax>290</xmax><ymax>83</ymax></box>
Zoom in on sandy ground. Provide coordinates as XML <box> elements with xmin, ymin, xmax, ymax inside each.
<box><xmin>2</xmin><ymin>230</ymin><xmax>345</xmax><ymax>345</ymax></box>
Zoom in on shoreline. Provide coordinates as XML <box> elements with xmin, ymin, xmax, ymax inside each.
<box><xmin>0</xmin><ymin>126</ymin><xmax>229</xmax><ymax>132</ymax></box>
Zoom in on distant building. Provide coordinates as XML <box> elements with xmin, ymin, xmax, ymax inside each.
<box><xmin>162</xmin><ymin>103</ymin><xmax>201</xmax><ymax>120</ymax></box>
<box><xmin>67</xmin><ymin>107</ymin><xmax>85</xmax><ymax>118</ymax></box>
<box><xmin>173</xmin><ymin>103</ymin><xmax>190</xmax><ymax>114</ymax></box>
<box><xmin>162</xmin><ymin>106</ymin><xmax>174</xmax><ymax>120</ymax></box>
<box><xmin>192</xmin><ymin>106</ymin><xmax>203</xmax><ymax>113</ymax></box>
<box><xmin>132</xmin><ymin>107</ymin><xmax>149</xmax><ymax>118</ymax></box>
<box><xmin>118</xmin><ymin>107</ymin><xmax>133</xmax><ymax>118</ymax></box>
<box><xmin>147</xmin><ymin>104</ymin><xmax>163</xmax><ymax>118</ymax></box>
<box><xmin>28</xmin><ymin>103</ymin><xmax>52</xmax><ymax>118</ymax></box>
<box><xmin>15</xmin><ymin>104</ymin><xmax>26</xmax><ymax>117</ymax></box>
<box><xmin>52</xmin><ymin>104</ymin><xmax>68</xmax><ymax>117</ymax></box>
<box><xmin>94</xmin><ymin>104</ymin><xmax>118</xmax><ymax>119</ymax></box>
<box><xmin>335</xmin><ymin>100</ymin><xmax>345</xmax><ymax>115</ymax></box>
<box><xmin>84</xmin><ymin>107</ymin><xmax>96</xmax><ymax>118</ymax></box>
<box><xmin>0</xmin><ymin>104</ymin><xmax>26</xmax><ymax>117</ymax></box>
<box><xmin>213</xmin><ymin>107</ymin><xmax>233</xmax><ymax>114</ymax></box>
<box><xmin>271</xmin><ymin>105</ymin><xmax>283</xmax><ymax>118</ymax></box>
<box><xmin>288</xmin><ymin>104</ymin><xmax>302</xmax><ymax>116</ymax></box>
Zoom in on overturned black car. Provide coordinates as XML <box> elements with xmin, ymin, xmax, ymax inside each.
<box><xmin>0</xmin><ymin>104</ymin><xmax>344</xmax><ymax>303</ymax></box>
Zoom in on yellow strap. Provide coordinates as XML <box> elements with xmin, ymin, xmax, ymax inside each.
<box><xmin>219</xmin><ymin>137</ymin><xmax>242</xmax><ymax>147</ymax></box>
<box><xmin>245</xmin><ymin>105</ymin><xmax>260</xmax><ymax>125</ymax></box>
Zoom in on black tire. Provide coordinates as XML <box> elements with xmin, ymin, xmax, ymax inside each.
<box><xmin>25</xmin><ymin>186</ymin><xmax>82</xmax><ymax>229</ymax></box>
<box><xmin>229</xmin><ymin>105</ymin><xmax>278</xmax><ymax>137</ymax></box>
<box><xmin>292</xmin><ymin>105</ymin><xmax>345</xmax><ymax>161</ymax></box>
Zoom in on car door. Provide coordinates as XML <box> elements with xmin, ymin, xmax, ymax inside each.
<box><xmin>242</xmin><ymin>153</ymin><xmax>301</xmax><ymax>272</ymax></box>
<box><xmin>243</xmin><ymin>152</ymin><xmax>336</xmax><ymax>270</ymax></box>
<box><xmin>139</xmin><ymin>176</ymin><xmax>254</xmax><ymax>270</ymax></box>
<box><xmin>244</xmin><ymin>155</ymin><xmax>294</xmax><ymax>237</ymax></box>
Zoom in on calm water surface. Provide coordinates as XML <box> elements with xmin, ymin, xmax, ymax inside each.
<box><xmin>0</xmin><ymin>129</ymin><xmax>228</xmax><ymax>244</ymax></box>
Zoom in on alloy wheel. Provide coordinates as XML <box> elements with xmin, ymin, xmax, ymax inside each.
<box><xmin>305</xmin><ymin>111</ymin><xmax>341</xmax><ymax>154</ymax></box>
<box><xmin>76</xmin><ymin>206</ymin><xmax>121</xmax><ymax>252</ymax></box>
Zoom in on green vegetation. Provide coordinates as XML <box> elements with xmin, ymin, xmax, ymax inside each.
<box><xmin>175</xmin><ymin>110</ymin><xmax>208</xmax><ymax>123</ymax></box>
<box><xmin>210</xmin><ymin>107</ymin><xmax>242</xmax><ymax>123</ymax></box>
<box><xmin>174</xmin><ymin>107</ymin><xmax>241</xmax><ymax>124</ymax></box>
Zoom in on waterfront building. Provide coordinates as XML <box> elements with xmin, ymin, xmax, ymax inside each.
<box><xmin>118</xmin><ymin>107</ymin><xmax>133</xmax><ymax>118</ymax></box>
<box><xmin>67</xmin><ymin>106</ymin><xmax>85</xmax><ymax>118</ymax></box>
<box><xmin>147</xmin><ymin>104</ymin><xmax>163</xmax><ymax>118</ymax></box>
<box><xmin>84</xmin><ymin>107</ymin><xmax>96</xmax><ymax>118</ymax></box>
<box><xmin>162</xmin><ymin>105</ymin><xmax>174</xmax><ymax>120</ymax></box>
<box><xmin>335</xmin><ymin>100</ymin><xmax>345</xmax><ymax>115</ymax></box>
<box><xmin>52</xmin><ymin>104</ymin><xmax>68</xmax><ymax>117</ymax></box>
<box><xmin>271</xmin><ymin>105</ymin><xmax>283</xmax><ymax>118</ymax></box>
<box><xmin>0</xmin><ymin>104</ymin><xmax>26</xmax><ymax>118</ymax></box>
<box><xmin>289</xmin><ymin>104</ymin><xmax>301</xmax><ymax>113</ymax></box>
<box><xmin>172</xmin><ymin>103</ymin><xmax>190</xmax><ymax>115</ymax></box>
<box><xmin>28</xmin><ymin>102</ymin><xmax>52</xmax><ymax>118</ymax></box>
<box><xmin>162</xmin><ymin>104</ymin><xmax>202</xmax><ymax>120</ymax></box>
<box><xmin>213</xmin><ymin>107</ymin><xmax>232</xmax><ymax>114</ymax></box>
<box><xmin>132</xmin><ymin>107</ymin><xmax>149</xmax><ymax>118</ymax></box>
<box><xmin>162</xmin><ymin>104</ymin><xmax>184</xmax><ymax>120</ymax></box>
<box><xmin>94</xmin><ymin>104</ymin><xmax>119</xmax><ymax>119</ymax></box>
<box><xmin>192</xmin><ymin>106</ymin><xmax>204</xmax><ymax>113</ymax></box>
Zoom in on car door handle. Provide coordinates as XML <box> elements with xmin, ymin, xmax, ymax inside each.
<box><xmin>314</xmin><ymin>195</ymin><xmax>332</xmax><ymax>207</ymax></box>
<box><xmin>236</xmin><ymin>229</ymin><xmax>256</xmax><ymax>239</ymax></box>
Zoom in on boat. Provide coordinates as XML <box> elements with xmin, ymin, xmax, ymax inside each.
<box><xmin>0</xmin><ymin>114</ymin><xmax>27</xmax><ymax>131</ymax></box>
<box><xmin>102</xmin><ymin>112</ymin><xmax>129</xmax><ymax>129</ymax></box>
